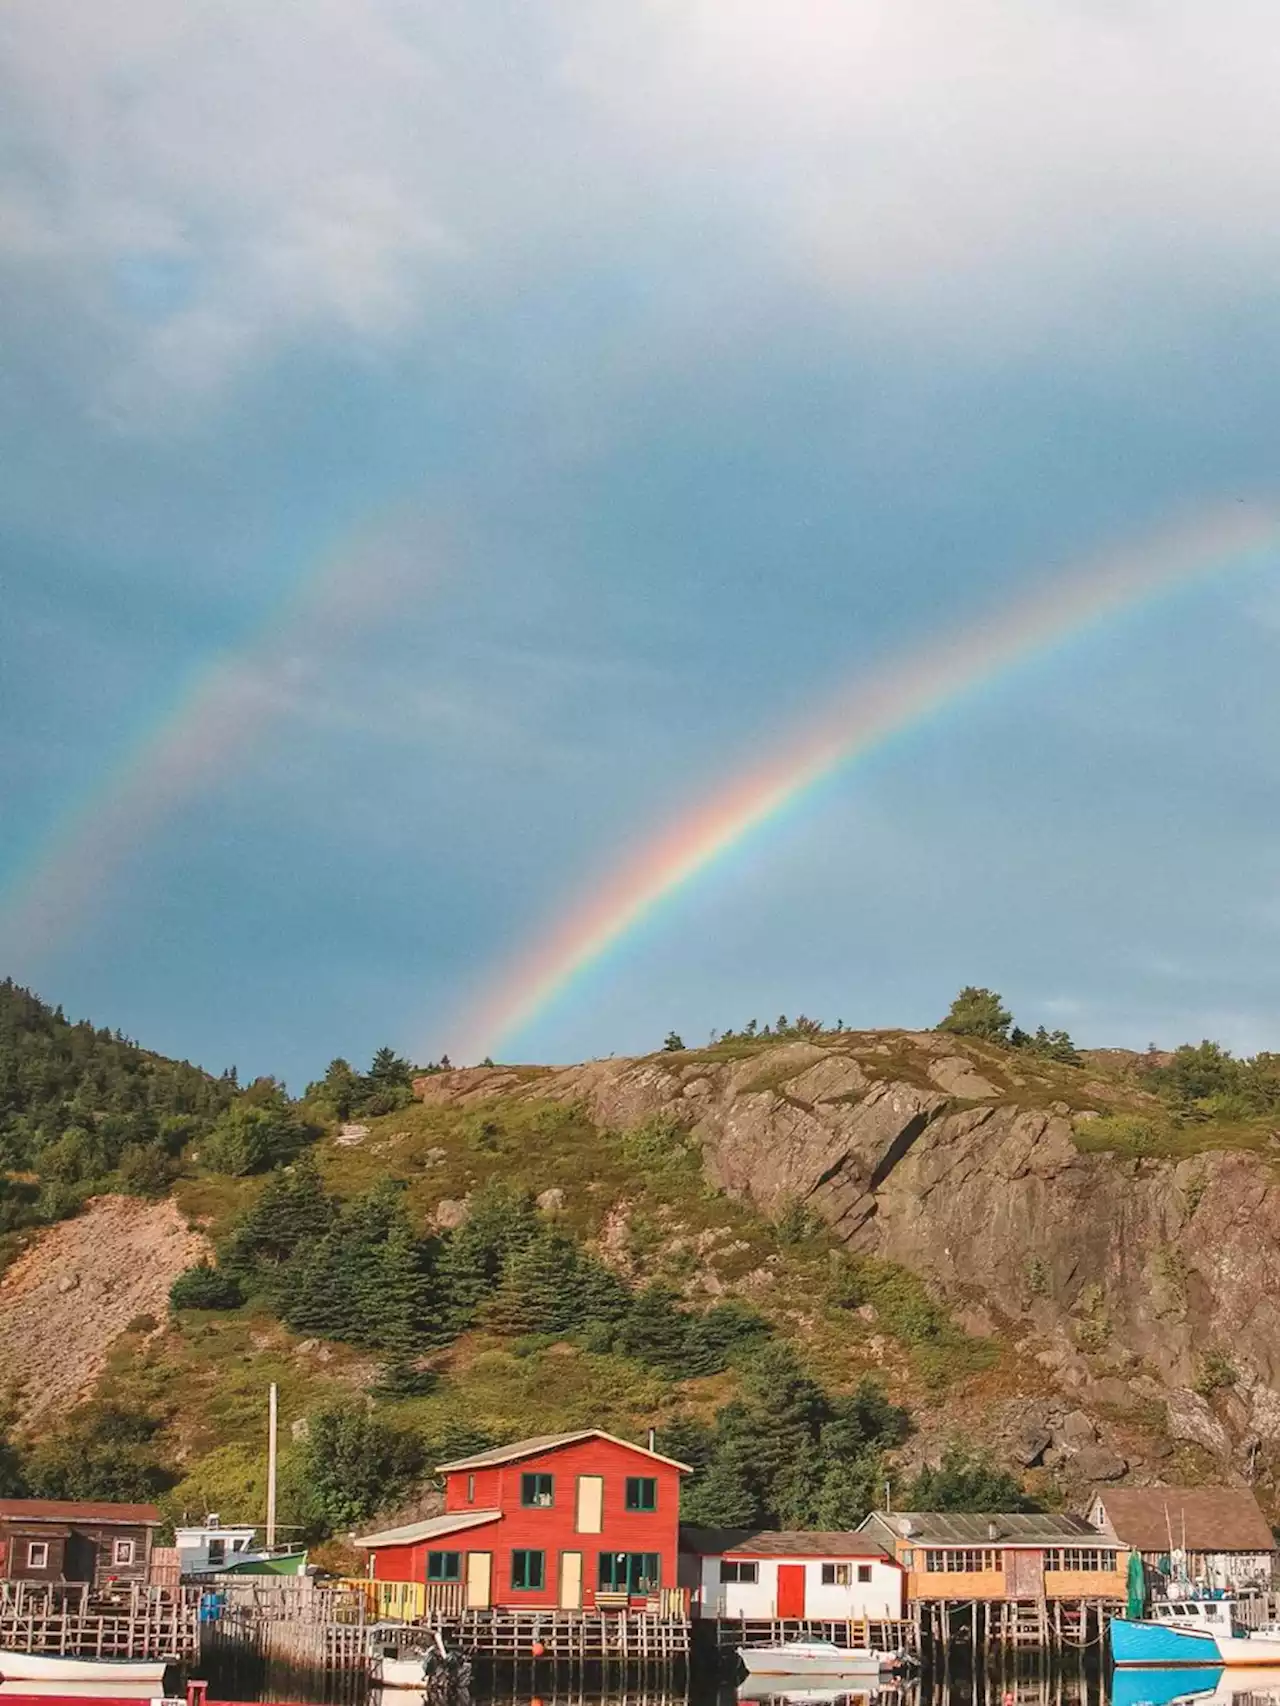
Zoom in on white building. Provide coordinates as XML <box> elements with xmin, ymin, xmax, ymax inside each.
<box><xmin>174</xmin><ymin>1515</ymin><xmax>259</xmax><ymax>1575</ymax></box>
<box><xmin>680</xmin><ymin>1528</ymin><xmax>905</xmax><ymax>1621</ymax></box>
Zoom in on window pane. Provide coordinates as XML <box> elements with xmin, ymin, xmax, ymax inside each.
<box><xmin>512</xmin><ymin>1550</ymin><xmax>545</xmax><ymax>1589</ymax></box>
<box><xmin>428</xmin><ymin>1552</ymin><xmax>461</xmax><ymax>1582</ymax></box>
<box><xmin>522</xmin><ymin>1474</ymin><xmax>554</xmax><ymax>1507</ymax></box>
<box><xmin>625</xmin><ymin>1477</ymin><xmax>657</xmax><ymax>1512</ymax></box>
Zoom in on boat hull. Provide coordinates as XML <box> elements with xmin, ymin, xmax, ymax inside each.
<box><xmin>372</xmin><ymin>1657</ymin><xmax>428</xmax><ymax>1688</ymax></box>
<box><xmin>1111</xmin><ymin>1619</ymin><xmax>1280</xmax><ymax>1668</ymax></box>
<box><xmin>0</xmin><ymin>1655</ymin><xmax>167</xmax><ymax>1685</ymax></box>
<box><xmin>738</xmin><ymin>1649</ymin><xmax>885</xmax><ymax>1677</ymax></box>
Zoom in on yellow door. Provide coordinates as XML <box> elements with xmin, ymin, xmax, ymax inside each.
<box><xmin>560</xmin><ymin>1551</ymin><xmax>583</xmax><ymax>1609</ymax></box>
<box><xmin>576</xmin><ymin>1475</ymin><xmax>604</xmax><ymax>1534</ymax></box>
<box><xmin>466</xmin><ymin>1551</ymin><xmax>492</xmax><ymax>1610</ymax></box>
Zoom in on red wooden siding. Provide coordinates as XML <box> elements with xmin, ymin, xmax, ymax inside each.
<box><xmin>372</xmin><ymin>1435</ymin><xmax>684</xmax><ymax>1609</ymax></box>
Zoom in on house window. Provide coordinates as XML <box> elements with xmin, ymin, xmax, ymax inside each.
<box><xmin>598</xmin><ymin>1552</ymin><xmax>660</xmax><ymax>1594</ymax></box>
<box><xmin>719</xmin><ymin>1560</ymin><xmax>759</xmax><ymax>1584</ymax></box>
<box><xmin>521</xmin><ymin>1473</ymin><xmax>554</xmax><ymax>1508</ymax></box>
<box><xmin>427</xmin><ymin>1552</ymin><xmax>461</xmax><ymax>1583</ymax></box>
<box><xmin>1043</xmin><ymin>1548</ymin><xmax>1117</xmax><ymax>1573</ymax></box>
<box><xmin>511</xmin><ymin>1550</ymin><xmax>545</xmax><ymax>1591</ymax></box>
<box><xmin>113</xmin><ymin>1539</ymin><xmax>136</xmax><ymax>1566</ymax></box>
<box><xmin>822</xmin><ymin>1564</ymin><xmax>852</xmax><ymax>1586</ymax></box>
<box><xmin>857</xmin><ymin>1565</ymin><xmax>872</xmax><ymax>1583</ymax></box>
<box><xmin>625</xmin><ymin>1477</ymin><xmax>657</xmax><ymax>1512</ymax></box>
<box><xmin>923</xmin><ymin>1548</ymin><xmax>1001</xmax><ymax>1573</ymax></box>
<box><xmin>27</xmin><ymin>1542</ymin><xmax>49</xmax><ymax>1569</ymax></box>
<box><xmin>466</xmin><ymin>1474</ymin><xmax>476</xmax><ymax>1504</ymax></box>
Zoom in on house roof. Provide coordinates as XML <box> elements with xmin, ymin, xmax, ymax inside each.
<box><xmin>435</xmin><ymin>1429</ymin><xmax>692</xmax><ymax>1475</ymax></box>
<box><xmin>860</xmin><ymin>1511</ymin><xmax>1098</xmax><ymax>1546</ymax></box>
<box><xmin>0</xmin><ymin>1499</ymin><xmax>161</xmax><ymax>1528</ymax></box>
<box><xmin>1090</xmin><ymin>1488</ymin><xmax>1276</xmax><ymax>1554</ymax></box>
<box><xmin>681</xmin><ymin>1526</ymin><xmax>898</xmax><ymax>1562</ymax></box>
<box><xmin>353</xmin><ymin>1509</ymin><xmax>503</xmax><ymax>1549</ymax></box>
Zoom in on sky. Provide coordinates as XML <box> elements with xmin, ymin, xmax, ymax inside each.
<box><xmin>3</xmin><ymin>0</ymin><xmax>1280</xmax><ymax>1087</ymax></box>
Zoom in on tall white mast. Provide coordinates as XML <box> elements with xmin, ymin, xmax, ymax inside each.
<box><xmin>266</xmin><ymin>1382</ymin><xmax>278</xmax><ymax>1551</ymax></box>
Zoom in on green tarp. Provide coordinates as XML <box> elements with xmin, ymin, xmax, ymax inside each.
<box><xmin>1127</xmin><ymin>1549</ymin><xmax>1146</xmax><ymax>1619</ymax></box>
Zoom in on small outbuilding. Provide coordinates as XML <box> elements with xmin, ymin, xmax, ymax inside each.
<box><xmin>859</xmin><ymin>1510</ymin><xmax>1129</xmax><ymax>1603</ymax></box>
<box><xmin>0</xmin><ymin>1499</ymin><xmax>161</xmax><ymax>1589</ymax></box>
<box><xmin>680</xmin><ymin>1527</ymin><xmax>905</xmax><ymax>1621</ymax></box>
<box><xmin>1087</xmin><ymin>1487</ymin><xmax>1276</xmax><ymax>1591</ymax></box>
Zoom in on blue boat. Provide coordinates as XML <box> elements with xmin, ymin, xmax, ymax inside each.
<box><xmin>1110</xmin><ymin>1665</ymin><xmax>1224</xmax><ymax>1706</ymax></box>
<box><xmin>1111</xmin><ymin>1594</ymin><xmax>1280</xmax><ymax>1668</ymax></box>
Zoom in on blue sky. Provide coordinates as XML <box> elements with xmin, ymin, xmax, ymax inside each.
<box><xmin>2</xmin><ymin>0</ymin><xmax>1280</xmax><ymax>1086</ymax></box>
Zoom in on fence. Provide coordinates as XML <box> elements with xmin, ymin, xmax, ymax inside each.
<box><xmin>0</xmin><ymin>1581</ymin><xmax>201</xmax><ymax>1661</ymax></box>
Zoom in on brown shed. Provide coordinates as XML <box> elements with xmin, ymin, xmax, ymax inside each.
<box><xmin>1088</xmin><ymin>1487</ymin><xmax>1277</xmax><ymax>1589</ymax></box>
<box><xmin>0</xmin><ymin>1499</ymin><xmax>161</xmax><ymax>1589</ymax></box>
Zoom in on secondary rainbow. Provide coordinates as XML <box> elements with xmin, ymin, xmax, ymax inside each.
<box><xmin>0</xmin><ymin>510</ymin><xmax>441</xmax><ymax>968</ymax></box>
<box><xmin>454</xmin><ymin>501</ymin><xmax>1278</xmax><ymax>1061</ymax></box>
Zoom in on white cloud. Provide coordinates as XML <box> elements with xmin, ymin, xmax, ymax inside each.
<box><xmin>4</xmin><ymin>0</ymin><xmax>1280</xmax><ymax>413</ymax></box>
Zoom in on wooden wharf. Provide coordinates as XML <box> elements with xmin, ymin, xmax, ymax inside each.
<box><xmin>914</xmin><ymin>1596</ymin><xmax>1121</xmax><ymax>1654</ymax></box>
<box><xmin>0</xmin><ymin>1582</ymin><xmax>200</xmax><ymax>1662</ymax></box>
<box><xmin>714</xmin><ymin>1615</ymin><xmax>918</xmax><ymax>1657</ymax></box>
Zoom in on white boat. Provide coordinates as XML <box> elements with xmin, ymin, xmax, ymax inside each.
<box><xmin>738</xmin><ymin>1641</ymin><xmax>902</xmax><ymax>1677</ymax></box>
<box><xmin>371</xmin><ymin>1653</ymin><xmax>432</xmax><ymax>1688</ymax></box>
<box><xmin>0</xmin><ymin>1652</ymin><xmax>169</xmax><ymax>1685</ymax></box>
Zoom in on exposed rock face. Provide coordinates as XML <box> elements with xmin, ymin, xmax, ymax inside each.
<box><xmin>415</xmin><ymin>1032</ymin><xmax>1280</xmax><ymax>1468</ymax></box>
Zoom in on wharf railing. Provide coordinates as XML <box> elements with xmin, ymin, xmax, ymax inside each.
<box><xmin>0</xmin><ymin>1581</ymin><xmax>201</xmax><ymax>1660</ymax></box>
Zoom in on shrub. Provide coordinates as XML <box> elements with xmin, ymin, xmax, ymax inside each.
<box><xmin>170</xmin><ymin>1261</ymin><xmax>245</xmax><ymax>1311</ymax></box>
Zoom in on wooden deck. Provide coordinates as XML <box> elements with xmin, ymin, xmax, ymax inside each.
<box><xmin>0</xmin><ymin>1582</ymin><xmax>201</xmax><ymax>1662</ymax></box>
<box><xmin>713</xmin><ymin>1615</ymin><xmax>918</xmax><ymax>1656</ymax></box>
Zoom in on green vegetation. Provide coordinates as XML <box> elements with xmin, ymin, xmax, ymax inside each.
<box><xmin>0</xmin><ymin>979</ymin><xmax>235</xmax><ymax>1222</ymax></box>
<box><xmin>664</xmin><ymin>1345</ymin><xmax>909</xmax><ymax>1528</ymax></box>
<box><xmin>909</xmin><ymin>1443</ymin><xmax>1040</xmax><ymax>1512</ymax></box>
<box><xmin>304</xmin><ymin>1048</ymin><xmax>417</xmax><ymax>1121</ymax></box>
<box><xmin>937</xmin><ymin>986</ymin><xmax>1079</xmax><ymax>1064</ymax></box>
<box><xmin>170</xmin><ymin>1261</ymin><xmax>245</xmax><ymax>1310</ymax></box>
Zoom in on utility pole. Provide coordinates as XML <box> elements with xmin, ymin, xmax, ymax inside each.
<box><xmin>266</xmin><ymin>1382</ymin><xmax>278</xmax><ymax>1551</ymax></box>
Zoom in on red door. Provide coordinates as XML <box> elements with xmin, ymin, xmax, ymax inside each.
<box><xmin>777</xmin><ymin>1564</ymin><xmax>806</xmax><ymax>1618</ymax></box>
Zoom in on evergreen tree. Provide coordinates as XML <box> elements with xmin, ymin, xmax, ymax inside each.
<box><xmin>482</xmin><ymin>1228</ymin><xmax>586</xmax><ymax>1336</ymax></box>
<box><xmin>684</xmin><ymin>1299</ymin><xmax>772</xmax><ymax>1375</ymax></box>
<box><xmin>220</xmin><ymin>1154</ymin><xmax>337</xmax><ymax>1287</ymax></box>
<box><xmin>909</xmin><ymin>1443</ymin><xmax>1038</xmax><ymax>1512</ymax></box>
<box><xmin>300</xmin><ymin>1405</ymin><xmax>425</xmax><ymax>1531</ymax></box>
<box><xmin>937</xmin><ymin>987</ymin><xmax>1012</xmax><ymax>1043</ymax></box>
<box><xmin>614</xmin><ymin>1283</ymin><xmax>691</xmax><ymax>1374</ymax></box>
<box><xmin>436</xmin><ymin>1180</ymin><xmax>539</xmax><ymax>1328</ymax></box>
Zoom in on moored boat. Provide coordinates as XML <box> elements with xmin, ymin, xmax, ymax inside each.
<box><xmin>738</xmin><ymin>1640</ymin><xmax>904</xmax><ymax>1677</ymax></box>
<box><xmin>0</xmin><ymin>1654</ymin><xmax>168</xmax><ymax>1685</ymax></box>
<box><xmin>1112</xmin><ymin>1594</ymin><xmax>1280</xmax><ymax>1667</ymax></box>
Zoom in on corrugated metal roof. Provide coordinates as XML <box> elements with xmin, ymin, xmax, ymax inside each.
<box><xmin>1092</xmin><ymin>1488</ymin><xmax>1276</xmax><ymax>1553</ymax></box>
<box><xmin>435</xmin><ymin>1429</ymin><xmax>691</xmax><ymax>1474</ymax></box>
<box><xmin>681</xmin><ymin>1526</ymin><xmax>896</xmax><ymax>1560</ymax></box>
<box><xmin>861</xmin><ymin>1511</ymin><xmax>1098</xmax><ymax>1545</ymax></box>
<box><xmin>0</xmin><ymin>1499</ymin><xmax>161</xmax><ymax>1527</ymax></box>
<box><xmin>353</xmin><ymin>1509</ymin><xmax>503</xmax><ymax>1548</ymax></box>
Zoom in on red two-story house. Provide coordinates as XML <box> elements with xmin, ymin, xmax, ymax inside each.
<box><xmin>355</xmin><ymin>1430</ymin><xmax>688</xmax><ymax>1612</ymax></box>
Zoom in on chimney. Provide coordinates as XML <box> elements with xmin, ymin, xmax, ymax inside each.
<box><xmin>647</xmin><ymin>1428</ymin><xmax>657</xmax><ymax>1452</ymax></box>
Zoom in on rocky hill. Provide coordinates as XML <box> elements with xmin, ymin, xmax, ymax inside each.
<box><xmin>413</xmin><ymin>1030</ymin><xmax>1280</xmax><ymax>1502</ymax></box>
<box><xmin>3</xmin><ymin>1010</ymin><xmax>1279</xmax><ymax>1530</ymax></box>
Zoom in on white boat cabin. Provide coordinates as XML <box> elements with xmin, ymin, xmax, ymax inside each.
<box><xmin>175</xmin><ymin>1514</ymin><xmax>259</xmax><ymax>1574</ymax></box>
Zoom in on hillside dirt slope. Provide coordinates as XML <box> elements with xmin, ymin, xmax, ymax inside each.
<box><xmin>415</xmin><ymin>1031</ymin><xmax>1280</xmax><ymax>1490</ymax></box>
<box><xmin>0</xmin><ymin>1195</ymin><xmax>209</xmax><ymax>1426</ymax></box>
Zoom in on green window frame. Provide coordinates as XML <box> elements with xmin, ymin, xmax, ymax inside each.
<box><xmin>511</xmin><ymin>1549</ymin><xmax>546</xmax><ymax>1591</ymax></box>
<box><xmin>521</xmin><ymin>1472</ymin><xmax>554</xmax><ymax>1508</ymax></box>
<box><xmin>598</xmin><ymin>1551</ymin><xmax>661</xmax><ymax>1594</ymax></box>
<box><xmin>427</xmin><ymin>1551</ymin><xmax>461</xmax><ymax>1583</ymax></box>
<box><xmin>625</xmin><ymin>1476</ymin><xmax>657</xmax><ymax>1512</ymax></box>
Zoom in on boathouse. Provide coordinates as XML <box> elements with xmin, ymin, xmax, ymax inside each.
<box><xmin>355</xmin><ymin>1430</ymin><xmax>689</xmax><ymax>1612</ymax></box>
<box><xmin>1087</xmin><ymin>1487</ymin><xmax>1276</xmax><ymax>1591</ymax></box>
<box><xmin>858</xmin><ymin>1510</ymin><xmax>1129</xmax><ymax>1602</ymax></box>
<box><xmin>0</xmin><ymin>1498</ymin><xmax>160</xmax><ymax>1589</ymax></box>
<box><xmin>679</xmin><ymin>1527</ymin><xmax>905</xmax><ymax>1620</ymax></box>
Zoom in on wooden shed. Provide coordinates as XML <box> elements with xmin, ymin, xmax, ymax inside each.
<box><xmin>1088</xmin><ymin>1486</ymin><xmax>1277</xmax><ymax>1591</ymax></box>
<box><xmin>859</xmin><ymin>1510</ymin><xmax>1129</xmax><ymax>1603</ymax></box>
<box><xmin>0</xmin><ymin>1499</ymin><xmax>161</xmax><ymax>1589</ymax></box>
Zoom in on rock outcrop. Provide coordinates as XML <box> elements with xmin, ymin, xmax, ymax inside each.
<box><xmin>415</xmin><ymin>1031</ymin><xmax>1280</xmax><ymax>1476</ymax></box>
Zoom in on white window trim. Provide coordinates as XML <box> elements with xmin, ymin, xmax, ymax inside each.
<box><xmin>113</xmin><ymin>1539</ymin><xmax>136</xmax><ymax>1566</ymax></box>
<box><xmin>27</xmin><ymin>1541</ymin><xmax>49</xmax><ymax>1569</ymax></box>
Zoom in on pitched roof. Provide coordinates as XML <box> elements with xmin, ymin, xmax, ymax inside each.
<box><xmin>435</xmin><ymin>1429</ymin><xmax>692</xmax><ymax>1474</ymax></box>
<box><xmin>681</xmin><ymin>1526</ymin><xmax>897</xmax><ymax>1561</ymax></box>
<box><xmin>1091</xmin><ymin>1488</ymin><xmax>1276</xmax><ymax>1553</ymax></box>
<box><xmin>860</xmin><ymin>1511</ymin><xmax>1098</xmax><ymax>1546</ymax></box>
<box><xmin>353</xmin><ymin>1509</ymin><xmax>503</xmax><ymax>1548</ymax></box>
<box><xmin>0</xmin><ymin>1499</ymin><xmax>161</xmax><ymax>1527</ymax></box>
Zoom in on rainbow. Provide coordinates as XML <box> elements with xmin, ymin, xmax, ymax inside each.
<box><xmin>454</xmin><ymin>501</ymin><xmax>1278</xmax><ymax>1061</ymax></box>
<box><xmin>0</xmin><ymin>511</ymin><xmax>440</xmax><ymax>969</ymax></box>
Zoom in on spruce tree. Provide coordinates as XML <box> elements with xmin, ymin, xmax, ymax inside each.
<box><xmin>614</xmin><ymin>1283</ymin><xmax>691</xmax><ymax>1374</ymax></box>
<box><xmin>436</xmin><ymin>1180</ymin><xmax>538</xmax><ymax>1328</ymax></box>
